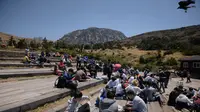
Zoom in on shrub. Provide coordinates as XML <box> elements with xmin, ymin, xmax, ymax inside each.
<box><xmin>164</xmin><ymin>57</ymin><xmax>178</xmax><ymax>66</ymax></box>
<box><xmin>128</xmin><ymin>53</ymin><xmax>132</xmax><ymax>56</ymax></box>
<box><xmin>139</xmin><ymin>56</ymin><xmax>146</xmax><ymax>64</ymax></box>
<box><xmin>164</xmin><ymin>50</ymin><xmax>174</xmax><ymax>56</ymax></box>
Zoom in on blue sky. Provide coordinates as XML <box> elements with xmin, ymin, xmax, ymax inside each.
<box><xmin>0</xmin><ymin>0</ymin><xmax>199</xmax><ymax>40</ymax></box>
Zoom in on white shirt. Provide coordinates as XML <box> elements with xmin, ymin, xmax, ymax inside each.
<box><xmin>107</xmin><ymin>80</ymin><xmax>117</xmax><ymax>88</ymax></box>
<box><xmin>144</xmin><ymin>76</ymin><xmax>152</xmax><ymax>82</ymax></box>
<box><xmin>142</xmin><ymin>87</ymin><xmax>157</xmax><ymax>101</ymax></box>
<box><xmin>132</xmin><ymin>96</ymin><xmax>147</xmax><ymax>112</ymax></box>
<box><xmin>115</xmin><ymin>84</ymin><xmax>124</xmax><ymax>95</ymax></box>
<box><xmin>115</xmin><ymin>78</ymin><xmax>121</xmax><ymax>86</ymax></box>
<box><xmin>125</xmin><ymin>85</ymin><xmax>142</xmax><ymax>95</ymax></box>
<box><xmin>65</xmin><ymin>96</ymin><xmax>90</xmax><ymax>112</ymax></box>
<box><xmin>128</xmin><ymin>76</ymin><xmax>134</xmax><ymax>84</ymax></box>
<box><xmin>176</xmin><ymin>94</ymin><xmax>193</xmax><ymax>105</ymax></box>
<box><xmin>107</xmin><ymin>78</ymin><xmax>121</xmax><ymax>88</ymax></box>
<box><xmin>122</xmin><ymin>73</ymin><xmax>127</xmax><ymax>81</ymax></box>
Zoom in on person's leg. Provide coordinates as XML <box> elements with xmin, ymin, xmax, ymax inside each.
<box><xmin>155</xmin><ymin>95</ymin><xmax>163</xmax><ymax>107</ymax></box>
<box><xmin>76</xmin><ymin>61</ymin><xmax>78</xmax><ymax>68</ymax></box>
<box><xmin>189</xmin><ymin>77</ymin><xmax>191</xmax><ymax>82</ymax></box>
<box><xmin>94</xmin><ymin>72</ymin><xmax>97</xmax><ymax>78</ymax></box>
<box><xmin>165</xmin><ymin>79</ymin><xmax>169</xmax><ymax>88</ymax></box>
<box><xmin>107</xmin><ymin>73</ymin><xmax>111</xmax><ymax>81</ymax></box>
<box><xmin>160</xmin><ymin>82</ymin><xmax>165</xmax><ymax>93</ymax></box>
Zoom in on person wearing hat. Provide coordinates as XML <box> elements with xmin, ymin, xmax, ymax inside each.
<box><xmin>125</xmin><ymin>89</ymin><xmax>147</xmax><ymax>112</ymax></box>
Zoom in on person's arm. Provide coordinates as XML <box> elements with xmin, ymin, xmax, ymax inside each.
<box><xmin>106</xmin><ymin>80</ymin><xmax>111</xmax><ymax>88</ymax></box>
<box><xmin>186</xmin><ymin>96</ymin><xmax>193</xmax><ymax>105</ymax></box>
<box><xmin>65</xmin><ymin>98</ymin><xmax>76</xmax><ymax>112</ymax></box>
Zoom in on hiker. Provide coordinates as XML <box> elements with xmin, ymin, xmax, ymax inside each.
<box><xmin>118</xmin><ymin>69</ymin><xmax>127</xmax><ymax>81</ymax></box>
<box><xmin>104</xmin><ymin>60</ymin><xmax>113</xmax><ymax>80</ymax></box>
<box><xmin>74</xmin><ymin>68</ymin><xmax>87</xmax><ymax>82</ymax></box>
<box><xmin>140</xmin><ymin>82</ymin><xmax>163</xmax><ymax>106</ymax></box>
<box><xmin>164</xmin><ymin>71</ymin><xmax>171</xmax><ymax>88</ymax></box>
<box><xmin>23</xmin><ymin>55</ymin><xmax>31</xmax><ymax>64</ymax></box>
<box><xmin>80</xmin><ymin>66</ymin><xmax>88</xmax><ymax>76</ymax></box>
<box><xmin>168</xmin><ymin>87</ymin><xmax>181</xmax><ymax>106</ymax></box>
<box><xmin>175</xmin><ymin>91</ymin><xmax>193</xmax><ymax>110</ymax></box>
<box><xmin>25</xmin><ymin>48</ymin><xmax>29</xmax><ymax>56</ymax></box>
<box><xmin>115</xmin><ymin>83</ymin><xmax>126</xmax><ymax>97</ymax></box>
<box><xmin>192</xmin><ymin>90</ymin><xmax>200</xmax><ymax>111</ymax></box>
<box><xmin>125</xmin><ymin>90</ymin><xmax>147</xmax><ymax>112</ymax></box>
<box><xmin>88</xmin><ymin>62</ymin><xmax>99</xmax><ymax>78</ymax></box>
<box><xmin>125</xmin><ymin>79</ymin><xmax>142</xmax><ymax>95</ymax></box>
<box><xmin>83</xmin><ymin>56</ymin><xmax>88</xmax><ymax>67</ymax></box>
<box><xmin>128</xmin><ymin>76</ymin><xmax>135</xmax><ymax>84</ymax></box>
<box><xmin>63</xmin><ymin>69</ymin><xmax>78</xmax><ymax>90</ymax></box>
<box><xmin>58</xmin><ymin>60</ymin><xmax>66</xmax><ymax>71</ymax></box>
<box><xmin>158</xmin><ymin>70</ymin><xmax>166</xmax><ymax>93</ymax></box>
<box><xmin>38</xmin><ymin>55</ymin><xmax>47</xmax><ymax>67</ymax></box>
<box><xmin>54</xmin><ymin>65</ymin><xmax>62</xmax><ymax>76</ymax></box>
<box><xmin>41</xmin><ymin>51</ymin><xmax>45</xmax><ymax>57</ymax></box>
<box><xmin>106</xmin><ymin>77</ymin><xmax>118</xmax><ymax>89</ymax></box>
<box><xmin>186</xmin><ymin>87</ymin><xmax>195</xmax><ymax>99</ymax></box>
<box><xmin>182</xmin><ymin>69</ymin><xmax>187</xmax><ymax>81</ymax></box>
<box><xmin>95</xmin><ymin>86</ymin><xmax>109</xmax><ymax>107</ymax></box>
<box><xmin>99</xmin><ymin>90</ymin><xmax>118</xmax><ymax>112</ymax></box>
<box><xmin>186</xmin><ymin>71</ymin><xmax>191</xmax><ymax>83</ymax></box>
<box><xmin>144</xmin><ymin>74</ymin><xmax>160</xmax><ymax>91</ymax></box>
<box><xmin>76</xmin><ymin>55</ymin><xmax>81</xmax><ymax>68</ymax></box>
<box><xmin>46</xmin><ymin>52</ymin><xmax>50</xmax><ymax>57</ymax></box>
<box><xmin>136</xmin><ymin>72</ymin><xmax>144</xmax><ymax>89</ymax></box>
<box><xmin>143</xmin><ymin>69</ymin><xmax>149</xmax><ymax>78</ymax></box>
<box><xmin>65</xmin><ymin>90</ymin><xmax>90</xmax><ymax>112</ymax></box>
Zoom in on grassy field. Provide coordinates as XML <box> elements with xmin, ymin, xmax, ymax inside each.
<box><xmin>88</xmin><ymin>47</ymin><xmax>185</xmax><ymax>71</ymax></box>
<box><xmin>91</xmin><ymin>48</ymin><xmax>183</xmax><ymax>64</ymax></box>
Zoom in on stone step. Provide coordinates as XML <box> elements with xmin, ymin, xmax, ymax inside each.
<box><xmin>0</xmin><ymin>68</ymin><xmax>67</xmax><ymax>78</ymax></box>
<box><xmin>0</xmin><ymin>76</ymin><xmax>104</xmax><ymax>112</ymax></box>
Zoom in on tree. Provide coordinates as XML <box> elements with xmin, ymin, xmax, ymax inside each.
<box><xmin>30</xmin><ymin>40</ymin><xmax>38</xmax><ymax>49</ymax></box>
<box><xmin>0</xmin><ymin>37</ymin><xmax>2</xmax><ymax>44</ymax></box>
<box><xmin>42</xmin><ymin>37</ymin><xmax>48</xmax><ymax>49</ymax></box>
<box><xmin>17</xmin><ymin>39</ymin><xmax>28</xmax><ymax>49</ymax></box>
<box><xmin>8</xmin><ymin>36</ymin><xmax>16</xmax><ymax>47</ymax></box>
<box><xmin>84</xmin><ymin>44</ymin><xmax>91</xmax><ymax>49</ymax></box>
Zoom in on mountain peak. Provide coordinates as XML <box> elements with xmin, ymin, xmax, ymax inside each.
<box><xmin>59</xmin><ymin>27</ymin><xmax>126</xmax><ymax>45</ymax></box>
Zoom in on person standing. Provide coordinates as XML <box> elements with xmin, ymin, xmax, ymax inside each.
<box><xmin>159</xmin><ymin>71</ymin><xmax>166</xmax><ymax>93</ymax></box>
<box><xmin>105</xmin><ymin>60</ymin><xmax>113</xmax><ymax>81</ymax></box>
<box><xmin>186</xmin><ymin>71</ymin><xmax>191</xmax><ymax>83</ymax></box>
<box><xmin>164</xmin><ymin>71</ymin><xmax>171</xmax><ymax>88</ymax></box>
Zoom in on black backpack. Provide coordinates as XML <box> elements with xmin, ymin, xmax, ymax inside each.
<box><xmin>54</xmin><ymin>76</ymin><xmax>66</xmax><ymax>88</ymax></box>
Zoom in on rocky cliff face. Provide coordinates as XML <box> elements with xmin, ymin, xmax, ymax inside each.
<box><xmin>59</xmin><ymin>27</ymin><xmax>127</xmax><ymax>44</ymax></box>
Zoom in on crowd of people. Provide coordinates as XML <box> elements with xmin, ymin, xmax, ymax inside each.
<box><xmin>167</xmin><ymin>82</ymin><xmax>200</xmax><ymax>111</ymax></box>
<box><xmin>22</xmin><ymin>50</ymin><xmax>200</xmax><ymax>112</ymax></box>
<box><xmin>23</xmin><ymin>49</ymin><xmax>52</xmax><ymax>67</ymax></box>
<box><xmin>52</xmin><ymin>55</ymin><xmax>180</xmax><ymax>112</ymax></box>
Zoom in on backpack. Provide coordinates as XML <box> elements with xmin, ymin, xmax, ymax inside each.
<box><xmin>54</xmin><ymin>76</ymin><xmax>66</xmax><ymax>88</ymax></box>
